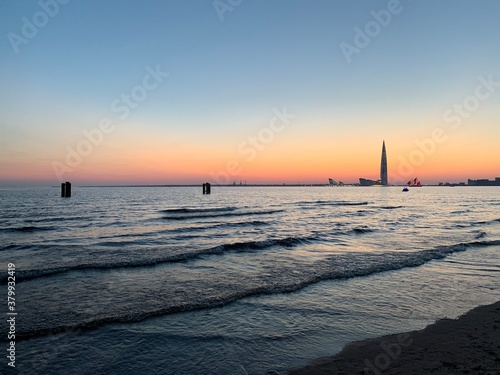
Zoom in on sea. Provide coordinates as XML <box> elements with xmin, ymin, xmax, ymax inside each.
<box><xmin>1</xmin><ymin>186</ymin><xmax>499</xmax><ymax>375</ymax></box>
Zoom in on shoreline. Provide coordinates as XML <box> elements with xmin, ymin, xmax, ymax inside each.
<box><xmin>286</xmin><ymin>300</ymin><xmax>500</xmax><ymax>374</ymax></box>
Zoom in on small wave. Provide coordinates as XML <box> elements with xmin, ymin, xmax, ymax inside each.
<box><xmin>93</xmin><ymin>239</ymin><xmax>157</xmax><ymax>247</ymax></box>
<box><xmin>0</xmin><ymin>243</ymin><xmax>21</xmax><ymax>252</ymax></box>
<box><xmin>351</xmin><ymin>227</ymin><xmax>375</xmax><ymax>234</ymax></box>
<box><xmin>472</xmin><ymin>218</ymin><xmax>500</xmax><ymax>226</ymax></box>
<box><xmin>24</xmin><ymin>216</ymin><xmax>87</xmax><ymax>224</ymax></box>
<box><xmin>474</xmin><ymin>231</ymin><xmax>487</xmax><ymax>239</ymax></box>
<box><xmin>160</xmin><ymin>207</ymin><xmax>237</xmax><ymax>214</ymax></box>
<box><xmin>298</xmin><ymin>200</ymin><xmax>369</xmax><ymax>207</ymax></box>
<box><xmin>465</xmin><ymin>239</ymin><xmax>500</xmax><ymax>247</ymax></box>
<box><xmin>220</xmin><ymin>220</ymin><xmax>270</xmax><ymax>228</ymax></box>
<box><xmin>161</xmin><ymin>209</ymin><xmax>284</xmax><ymax>221</ymax></box>
<box><xmin>378</xmin><ymin>205</ymin><xmax>403</xmax><ymax>210</ymax></box>
<box><xmin>0</xmin><ymin>226</ymin><xmax>56</xmax><ymax>233</ymax></box>
<box><xmin>318</xmin><ymin>201</ymin><xmax>369</xmax><ymax>206</ymax></box>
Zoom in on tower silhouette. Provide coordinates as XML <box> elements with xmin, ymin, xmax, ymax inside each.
<box><xmin>380</xmin><ymin>141</ymin><xmax>388</xmax><ymax>185</ymax></box>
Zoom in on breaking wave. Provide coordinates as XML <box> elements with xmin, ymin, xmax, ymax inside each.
<box><xmin>12</xmin><ymin>239</ymin><xmax>500</xmax><ymax>341</ymax></box>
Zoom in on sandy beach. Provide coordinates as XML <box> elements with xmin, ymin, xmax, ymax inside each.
<box><xmin>287</xmin><ymin>300</ymin><xmax>500</xmax><ymax>375</ymax></box>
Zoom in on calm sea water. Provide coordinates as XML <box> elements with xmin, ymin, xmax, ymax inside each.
<box><xmin>1</xmin><ymin>186</ymin><xmax>499</xmax><ymax>374</ymax></box>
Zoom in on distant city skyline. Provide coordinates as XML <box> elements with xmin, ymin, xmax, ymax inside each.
<box><xmin>1</xmin><ymin>0</ymin><xmax>499</xmax><ymax>186</ymax></box>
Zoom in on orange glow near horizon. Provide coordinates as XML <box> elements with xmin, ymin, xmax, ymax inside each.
<box><xmin>1</xmin><ymin>121</ymin><xmax>499</xmax><ymax>186</ymax></box>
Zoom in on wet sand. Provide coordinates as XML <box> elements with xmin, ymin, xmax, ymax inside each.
<box><xmin>286</xmin><ymin>301</ymin><xmax>500</xmax><ymax>375</ymax></box>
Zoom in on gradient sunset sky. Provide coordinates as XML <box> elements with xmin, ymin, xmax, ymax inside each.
<box><xmin>1</xmin><ymin>0</ymin><xmax>499</xmax><ymax>186</ymax></box>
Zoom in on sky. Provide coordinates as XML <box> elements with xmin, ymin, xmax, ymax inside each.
<box><xmin>1</xmin><ymin>0</ymin><xmax>499</xmax><ymax>186</ymax></box>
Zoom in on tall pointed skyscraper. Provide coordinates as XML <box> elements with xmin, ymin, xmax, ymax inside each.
<box><xmin>380</xmin><ymin>141</ymin><xmax>388</xmax><ymax>185</ymax></box>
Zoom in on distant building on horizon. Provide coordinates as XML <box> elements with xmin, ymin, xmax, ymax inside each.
<box><xmin>467</xmin><ymin>178</ymin><xmax>500</xmax><ymax>186</ymax></box>
<box><xmin>359</xmin><ymin>141</ymin><xmax>388</xmax><ymax>186</ymax></box>
<box><xmin>380</xmin><ymin>140</ymin><xmax>388</xmax><ymax>186</ymax></box>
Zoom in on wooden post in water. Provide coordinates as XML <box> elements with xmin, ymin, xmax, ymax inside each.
<box><xmin>206</xmin><ymin>182</ymin><xmax>211</xmax><ymax>194</ymax></box>
<box><xmin>61</xmin><ymin>182</ymin><xmax>71</xmax><ymax>197</ymax></box>
<box><xmin>202</xmin><ymin>183</ymin><xmax>211</xmax><ymax>194</ymax></box>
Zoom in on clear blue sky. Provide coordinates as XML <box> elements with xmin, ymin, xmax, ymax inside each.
<box><xmin>1</xmin><ymin>0</ymin><xmax>499</xmax><ymax>185</ymax></box>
